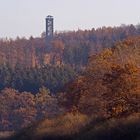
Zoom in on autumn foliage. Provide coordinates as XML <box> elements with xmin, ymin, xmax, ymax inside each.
<box><xmin>0</xmin><ymin>87</ymin><xmax>61</xmax><ymax>131</ymax></box>
<box><xmin>63</xmin><ymin>36</ymin><xmax>140</xmax><ymax>119</ymax></box>
<box><xmin>2</xmin><ymin>25</ymin><xmax>140</xmax><ymax>139</ymax></box>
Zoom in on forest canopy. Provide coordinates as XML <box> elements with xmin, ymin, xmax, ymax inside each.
<box><xmin>2</xmin><ymin>25</ymin><xmax>140</xmax><ymax>135</ymax></box>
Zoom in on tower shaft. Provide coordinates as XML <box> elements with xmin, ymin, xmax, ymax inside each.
<box><xmin>46</xmin><ymin>15</ymin><xmax>54</xmax><ymax>40</ymax></box>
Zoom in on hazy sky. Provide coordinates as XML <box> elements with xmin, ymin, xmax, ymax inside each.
<box><xmin>0</xmin><ymin>0</ymin><xmax>140</xmax><ymax>38</ymax></box>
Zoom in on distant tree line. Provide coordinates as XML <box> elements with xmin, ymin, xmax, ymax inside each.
<box><xmin>0</xmin><ymin>24</ymin><xmax>140</xmax><ymax>68</ymax></box>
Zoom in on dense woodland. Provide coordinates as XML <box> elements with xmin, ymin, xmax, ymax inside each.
<box><xmin>0</xmin><ymin>24</ymin><xmax>140</xmax><ymax>93</ymax></box>
<box><xmin>8</xmin><ymin>36</ymin><xmax>140</xmax><ymax>140</ymax></box>
<box><xmin>0</xmin><ymin>64</ymin><xmax>76</xmax><ymax>93</ymax></box>
<box><xmin>1</xmin><ymin>24</ymin><xmax>140</xmax><ymax>139</ymax></box>
<box><xmin>0</xmin><ymin>24</ymin><xmax>140</xmax><ymax>68</ymax></box>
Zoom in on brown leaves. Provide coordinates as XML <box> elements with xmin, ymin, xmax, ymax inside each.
<box><xmin>63</xmin><ymin>37</ymin><xmax>140</xmax><ymax>119</ymax></box>
<box><xmin>103</xmin><ymin>63</ymin><xmax>140</xmax><ymax>117</ymax></box>
<box><xmin>0</xmin><ymin>87</ymin><xmax>60</xmax><ymax>131</ymax></box>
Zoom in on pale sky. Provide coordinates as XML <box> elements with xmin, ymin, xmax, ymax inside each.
<box><xmin>0</xmin><ymin>0</ymin><xmax>140</xmax><ymax>38</ymax></box>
